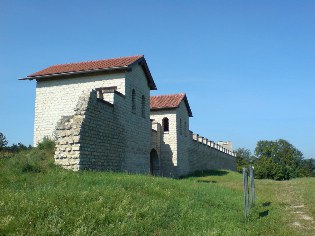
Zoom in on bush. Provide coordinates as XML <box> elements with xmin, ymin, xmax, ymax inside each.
<box><xmin>37</xmin><ymin>137</ymin><xmax>55</xmax><ymax>150</ymax></box>
<box><xmin>4</xmin><ymin>139</ymin><xmax>56</xmax><ymax>174</ymax></box>
<box><xmin>0</xmin><ymin>150</ymin><xmax>14</xmax><ymax>159</ymax></box>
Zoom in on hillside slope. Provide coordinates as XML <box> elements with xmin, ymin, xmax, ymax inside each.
<box><xmin>0</xmin><ymin>146</ymin><xmax>314</xmax><ymax>235</ymax></box>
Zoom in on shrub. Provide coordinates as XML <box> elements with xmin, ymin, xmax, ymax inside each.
<box><xmin>37</xmin><ymin>137</ymin><xmax>56</xmax><ymax>150</ymax></box>
<box><xmin>5</xmin><ymin>139</ymin><xmax>56</xmax><ymax>174</ymax></box>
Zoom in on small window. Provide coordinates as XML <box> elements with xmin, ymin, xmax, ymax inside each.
<box><xmin>184</xmin><ymin>121</ymin><xmax>187</xmax><ymax>137</ymax></box>
<box><xmin>132</xmin><ymin>89</ymin><xmax>136</xmax><ymax>113</ymax></box>
<box><xmin>141</xmin><ymin>95</ymin><xmax>145</xmax><ymax>118</ymax></box>
<box><xmin>180</xmin><ymin>118</ymin><xmax>182</xmax><ymax>135</ymax></box>
<box><xmin>162</xmin><ymin>117</ymin><xmax>169</xmax><ymax>132</ymax></box>
<box><xmin>97</xmin><ymin>90</ymin><xmax>103</xmax><ymax>99</ymax></box>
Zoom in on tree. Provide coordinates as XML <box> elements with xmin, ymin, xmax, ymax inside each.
<box><xmin>8</xmin><ymin>142</ymin><xmax>30</xmax><ymax>152</ymax></box>
<box><xmin>0</xmin><ymin>132</ymin><xmax>8</xmax><ymax>151</ymax></box>
<box><xmin>300</xmin><ymin>158</ymin><xmax>315</xmax><ymax>177</ymax></box>
<box><xmin>254</xmin><ymin>139</ymin><xmax>304</xmax><ymax>180</ymax></box>
<box><xmin>234</xmin><ymin>148</ymin><xmax>253</xmax><ymax>173</ymax></box>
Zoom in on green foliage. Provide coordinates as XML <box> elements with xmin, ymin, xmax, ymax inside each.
<box><xmin>37</xmin><ymin>137</ymin><xmax>55</xmax><ymax>151</ymax></box>
<box><xmin>235</xmin><ymin>148</ymin><xmax>253</xmax><ymax>172</ymax></box>
<box><xmin>7</xmin><ymin>142</ymin><xmax>32</xmax><ymax>152</ymax></box>
<box><xmin>300</xmin><ymin>158</ymin><xmax>315</xmax><ymax>177</ymax></box>
<box><xmin>254</xmin><ymin>139</ymin><xmax>308</xmax><ymax>180</ymax></box>
<box><xmin>0</xmin><ymin>132</ymin><xmax>32</xmax><ymax>158</ymax></box>
<box><xmin>0</xmin><ymin>132</ymin><xmax>8</xmax><ymax>151</ymax></box>
<box><xmin>1</xmin><ymin>139</ymin><xmax>55</xmax><ymax>174</ymax></box>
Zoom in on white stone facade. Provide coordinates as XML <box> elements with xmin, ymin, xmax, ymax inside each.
<box><xmin>29</xmin><ymin>56</ymin><xmax>236</xmax><ymax>177</ymax></box>
<box><xmin>150</xmin><ymin>100</ymin><xmax>236</xmax><ymax>177</ymax></box>
<box><xmin>34</xmin><ymin>73</ymin><xmax>125</xmax><ymax>146</ymax></box>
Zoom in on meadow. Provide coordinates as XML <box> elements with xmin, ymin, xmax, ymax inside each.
<box><xmin>0</xmin><ymin>144</ymin><xmax>314</xmax><ymax>235</ymax></box>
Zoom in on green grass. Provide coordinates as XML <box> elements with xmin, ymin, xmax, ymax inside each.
<box><xmin>0</xmin><ymin>146</ymin><xmax>314</xmax><ymax>235</ymax></box>
<box><xmin>291</xmin><ymin>177</ymin><xmax>315</xmax><ymax>217</ymax></box>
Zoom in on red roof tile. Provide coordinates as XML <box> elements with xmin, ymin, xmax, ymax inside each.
<box><xmin>21</xmin><ymin>55</ymin><xmax>157</xmax><ymax>90</ymax></box>
<box><xmin>28</xmin><ymin>55</ymin><xmax>143</xmax><ymax>77</ymax></box>
<box><xmin>150</xmin><ymin>93</ymin><xmax>193</xmax><ymax>117</ymax></box>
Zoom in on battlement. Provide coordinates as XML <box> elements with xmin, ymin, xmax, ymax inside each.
<box><xmin>191</xmin><ymin>131</ymin><xmax>236</xmax><ymax>157</ymax></box>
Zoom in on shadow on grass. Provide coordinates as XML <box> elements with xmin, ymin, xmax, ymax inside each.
<box><xmin>262</xmin><ymin>201</ymin><xmax>271</xmax><ymax>207</ymax></box>
<box><xmin>259</xmin><ymin>210</ymin><xmax>269</xmax><ymax>218</ymax></box>
<box><xmin>180</xmin><ymin>170</ymin><xmax>229</xmax><ymax>179</ymax></box>
<box><xmin>196</xmin><ymin>180</ymin><xmax>217</xmax><ymax>184</ymax></box>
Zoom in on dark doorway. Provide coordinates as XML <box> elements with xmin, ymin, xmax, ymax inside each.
<box><xmin>150</xmin><ymin>149</ymin><xmax>159</xmax><ymax>175</ymax></box>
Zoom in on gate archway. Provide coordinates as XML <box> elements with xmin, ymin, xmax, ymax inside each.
<box><xmin>150</xmin><ymin>149</ymin><xmax>159</xmax><ymax>175</ymax></box>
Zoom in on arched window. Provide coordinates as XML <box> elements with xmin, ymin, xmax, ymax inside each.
<box><xmin>179</xmin><ymin>118</ymin><xmax>182</xmax><ymax>135</ymax></box>
<box><xmin>132</xmin><ymin>89</ymin><xmax>136</xmax><ymax>113</ymax></box>
<box><xmin>162</xmin><ymin>117</ymin><xmax>169</xmax><ymax>132</ymax></box>
<box><xmin>141</xmin><ymin>95</ymin><xmax>145</xmax><ymax>118</ymax></box>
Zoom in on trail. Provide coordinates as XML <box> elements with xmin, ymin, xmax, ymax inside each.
<box><xmin>282</xmin><ymin>182</ymin><xmax>315</xmax><ymax>235</ymax></box>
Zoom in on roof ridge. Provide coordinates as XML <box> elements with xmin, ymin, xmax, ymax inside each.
<box><xmin>50</xmin><ymin>55</ymin><xmax>144</xmax><ymax>67</ymax></box>
<box><xmin>150</xmin><ymin>93</ymin><xmax>186</xmax><ymax>98</ymax></box>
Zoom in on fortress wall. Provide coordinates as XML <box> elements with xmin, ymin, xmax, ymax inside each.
<box><xmin>151</xmin><ymin>122</ymin><xmax>161</xmax><ymax>158</ymax></box>
<box><xmin>187</xmin><ymin>134</ymin><xmax>237</xmax><ymax>174</ymax></box>
<box><xmin>119</xmin><ymin>65</ymin><xmax>152</xmax><ymax>174</ymax></box>
<box><xmin>54</xmin><ymin>90</ymin><xmax>126</xmax><ymax>171</ymax></box>
<box><xmin>79</xmin><ymin>91</ymin><xmax>126</xmax><ymax>170</ymax></box>
<box><xmin>175</xmin><ymin>101</ymin><xmax>191</xmax><ymax>177</ymax></box>
<box><xmin>150</xmin><ymin>109</ymin><xmax>178</xmax><ymax>177</ymax></box>
<box><xmin>34</xmin><ymin>73</ymin><xmax>125</xmax><ymax>146</ymax></box>
<box><xmin>41</xmin><ymin>64</ymin><xmax>154</xmax><ymax>174</ymax></box>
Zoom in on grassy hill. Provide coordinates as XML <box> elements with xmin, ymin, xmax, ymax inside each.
<box><xmin>0</xmin><ymin>144</ymin><xmax>314</xmax><ymax>235</ymax></box>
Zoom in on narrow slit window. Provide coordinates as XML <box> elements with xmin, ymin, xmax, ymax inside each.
<box><xmin>184</xmin><ymin>121</ymin><xmax>187</xmax><ymax>136</ymax></box>
<box><xmin>162</xmin><ymin>117</ymin><xmax>169</xmax><ymax>132</ymax></box>
<box><xmin>132</xmin><ymin>89</ymin><xmax>136</xmax><ymax>113</ymax></box>
<box><xmin>180</xmin><ymin>118</ymin><xmax>182</xmax><ymax>135</ymax></box>
<box><xmin>141</xmin><ymin>95</ymin><xmax>145</xmax><ymax>118</ymax></box>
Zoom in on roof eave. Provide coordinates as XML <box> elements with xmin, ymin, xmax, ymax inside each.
<box><xmin>19</xmin><ymin>66</ymin><xmax>129</xmax><ymax>81</ymax></box>
<box><xmin>128</xmin><ymin>57</ymin><xmax>157</xmax><ymax>90</ymax></box>
<box><xmin>183</xmin><ymin>95</ymin><xmax>193</xmax><ymax>117</ymax></box>
<box><xmin>150</xmin><ymin>106</ymin><xmax>193</xmax><ymax>117</ymax></box>
<box><xmin>150</xmin><ymin>107</ymin><xmax>177</xmax><ymax>112</ymax></box>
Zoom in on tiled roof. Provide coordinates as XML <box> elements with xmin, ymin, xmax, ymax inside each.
<box><xmin>28</xmin><ymin>55</ymin><xmax>143</xmax><ymax>77</ymax></box>
<box><xmin>150</xmin><ymin>93</ymin><xmax>193</xmax><ymax>117</ymax></box>
<box><xmin>21</xmin><ymin>55</ymin><xmax>157</xmax><ymax>90</ymax></box>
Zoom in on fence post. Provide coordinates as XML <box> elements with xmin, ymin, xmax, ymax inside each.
<box><xmin>250</xmin><ymin>166</ymin><xmax>255</xmax><ymax>207</ymax></box>
<box><xmin>243</xmin><ymin>167</ymin><xmax>249</xmax><ymax>222</ymax></box>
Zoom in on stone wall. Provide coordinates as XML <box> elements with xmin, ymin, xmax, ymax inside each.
<box><xmin>150</xmin><ymin>109</ymin><xmax>178</xmax><ymax>177</ymax></box>
<box><xmin>187</xmin><ymin>133</ymin><xmax>237</xmax><ymax>175</ymax></box>
<box><xmin>151</xmin><ymin>100</ymin><xmax>236</xmax><ymax>178</ymax></box>
<box><xmin>34</xmin><ymin>73</ymin><xmax>126</xmax><ymax>146</ymax></box>
<box><xmin>53</xmin><ymin>63</ymin><xmax>154</xmax><ymax>174</ymax></box>
<box><xmin>54</xmin><ymin>90</ymin><xmax>126</xmax><ymax>171</ymax></box>
<box><xmin>176</xmin><ymin>100</ymin><xmax>192</xmax><ymax>177</ymax></box>
<box><xmin>120</xmin><ymin>65</ymin><xmax>152</xmax><ymax>173</ymax></box>
<box><xmin>34</xmin><ymin>62</ymin><xmax>236</xmax><ymax>177</ymax></box>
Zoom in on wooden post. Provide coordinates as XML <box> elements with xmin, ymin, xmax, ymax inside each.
<box><xmin>243</xmin><ymin>167</ymin><xmax>249</xmax><ymax>222</ymax></box>
<box><xmin>250</xmin><ymin>166</ymin><xmax>255</xmax><ymax>207</ymax></box>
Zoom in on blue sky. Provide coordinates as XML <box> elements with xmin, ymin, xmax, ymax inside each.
<box><xmin>1</xmin><ymin>1</ymin><xmax>314</xmax><ymax>158</ymax></box>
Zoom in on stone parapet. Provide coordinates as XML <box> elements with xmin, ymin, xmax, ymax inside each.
<box><xmin>190</xmin><ymin>132</ymin><xmax>236</xmax><ymax>157</ymax></box>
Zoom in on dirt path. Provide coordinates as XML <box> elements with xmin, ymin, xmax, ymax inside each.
<box><xmin>282</xmin><ymin>182</ymin><xmax>315</xmax><ymax>235</ymax></box>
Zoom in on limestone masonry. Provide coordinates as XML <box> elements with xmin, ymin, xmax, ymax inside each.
<box><xmin>21</xmin><ymin>55</ymin><xmax>236</xmax><ymax>177</ymax></box>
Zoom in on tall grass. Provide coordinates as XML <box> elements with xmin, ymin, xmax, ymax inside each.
<box><xmin>0</xmin><ymin>143</ymin><xmax>314</xmax><ymax>235</ymax></box>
